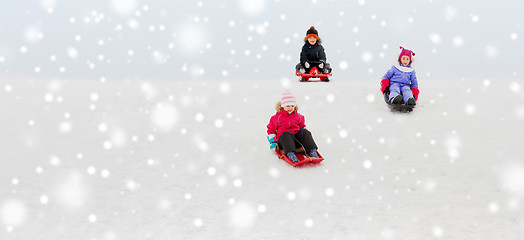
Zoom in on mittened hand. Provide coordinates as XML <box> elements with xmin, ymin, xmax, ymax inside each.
<box><xmin>304</xmin><ymin>61</ymin><xmax>310</xmax><ymax>68</ymax></box>
<box><xmin>412</xmin><ymin>87</ymin><xmax>420</xmax><ymax>101</ymax></box>
<box><xmin>380</xmin><ymin>79</ymin><xmax>390</xmax><ymax>93</ymax></box>
<box><xmin>267</xmin><ymin>135</ymin><xmax>277</xmax><ymax>149</ymax></box>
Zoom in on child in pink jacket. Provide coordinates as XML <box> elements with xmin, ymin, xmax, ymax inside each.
<box><xmin>266</xmin><ymin>92</ymin><xmax>319</xmax><ymax>163</ymax></box>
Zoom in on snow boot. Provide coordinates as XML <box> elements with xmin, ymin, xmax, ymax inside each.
<box><xmin>406</xmin><ymin>97</ymin><xmax>416</xmax><ymax>106</ymax></box>
<box><xmin>308</xmin><ymin>149</ymin><xmax>319</xmax><ymax>158</ymax></box>
<box><xmin>286</xmin><ymin>152</ymin><xmax>300</xmax><ymax>163</ymax></box>
<box><xmin>390</xmin><ymin>95</ymin><xmax>403</xmax><ymax>104</ymax></box>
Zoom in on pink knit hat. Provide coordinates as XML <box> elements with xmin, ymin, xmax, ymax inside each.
<box><xmin>281</xmin><ymin>92</ymin><xmax>297</xmax><ymax>107</ymax></box>
<box><xmin>398</xmin><ymin>46</ymin><xmax>415</xmax><ymax>62</ymax></box>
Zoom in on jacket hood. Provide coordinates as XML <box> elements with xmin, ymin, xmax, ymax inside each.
<box><xmin>275</xmin><ymin>101</ymin><xmax>299</xmax><ymax>112</ymax></box>
<box><xmin>304</xmin><ymin>39</ymin><xmax>322</xmax><ymax>45</ymax></box>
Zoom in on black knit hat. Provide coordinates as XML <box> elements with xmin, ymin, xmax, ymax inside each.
<box><xmin>305</xmin><ymin>26</ymin><xmax>319</xmax><ymax>40</ymax></box>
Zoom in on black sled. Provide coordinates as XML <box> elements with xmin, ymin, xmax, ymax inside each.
<box><xmin>383</xmin><ymin>89</ymin><xmax>415</xmax><ymax>112</ymax></box>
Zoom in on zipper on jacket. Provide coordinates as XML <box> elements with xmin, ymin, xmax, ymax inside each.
<box><xmin>288</xmin><ymin>113</ymin><xmax>292</xmax><ymax>130</ymax></box>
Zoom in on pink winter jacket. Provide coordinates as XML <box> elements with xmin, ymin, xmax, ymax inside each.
<box><xmin>267</xmin><ymin>109</ymin><xmax>306</xmax><ymax>142</ymax></box>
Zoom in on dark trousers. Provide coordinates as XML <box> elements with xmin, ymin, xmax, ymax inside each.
<box><xmin>295</xmin><ymin>62</ymin><xmax>332</xmax><ymax>73</ymax></box>
<box><xmin>278</xmin><ymin>129</ymin><xmax>318</xmax><ymax>154</ymax></box>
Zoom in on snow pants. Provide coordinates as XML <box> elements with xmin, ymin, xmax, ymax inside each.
<box><xmin>389</xmin><ymin>82</ymin><xmax>413</xmax><ymax>103</ymax></box>
<box><xmin>278</xmin><ymin>128</ymin><xmax>318</xmax><ymax>154</ymax></box>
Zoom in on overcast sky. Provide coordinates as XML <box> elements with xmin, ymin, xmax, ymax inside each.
<box><xmin>0</xmin><ymin>0</ymin><xmax>523</xmax><ymax>81</ymax></box>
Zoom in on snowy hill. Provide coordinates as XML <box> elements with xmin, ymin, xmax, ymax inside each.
<box><xmin>1</xmin><ymin>0</ymin><xmax>524</xmax><ymax>238</ymax></box>
<box><xmin>1</xmin><ymin>78</ymin><xmax>524</xmax><ymax>239</ymax></box>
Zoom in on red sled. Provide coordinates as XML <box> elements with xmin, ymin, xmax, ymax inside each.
<box><xmin>296</xmin><ymin>67</ymin><xmax>332</xmax><ymax>82</ymax></box>
<box><xmin>275</xmin><ymin>146</ymin><xmax>324</xmax><ymax>167</ymax></box>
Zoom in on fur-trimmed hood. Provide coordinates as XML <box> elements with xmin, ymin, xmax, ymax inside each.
<box><xmin>303</xmin><ymin>38</ymin><xmax>323</xmax><ymax>45</ymax></box>
<box><xmin>275</xmin><ymin>101</ymin><xmax>299</xmax><ymax>112</ymax></box>
<box><xmin>393</xmin><ymin>60</ymin><xmax>415</xmax><ymax>73</ymax></box>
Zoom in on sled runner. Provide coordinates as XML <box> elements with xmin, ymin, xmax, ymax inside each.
<box><xmin>275</xmin><ymin>146</ymin><xmax>324</xmax><ymax>167</ymax></box>
<box><xmin>383</xmin><ymin>89</ymin><xmax>415</xmax><ymax>112</ymax></box>
<box><xmin>296</xmin><ymin>62</ymin><xmax>332</xmax><ymax>82</ymax></box>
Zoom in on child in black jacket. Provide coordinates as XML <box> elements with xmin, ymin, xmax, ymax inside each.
<box><xmin>295</xmin><ymin>26</ymin><xmax>332</xmax><ymax>75</ymax></box>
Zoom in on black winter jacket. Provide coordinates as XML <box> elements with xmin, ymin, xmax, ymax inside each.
<box><xmin>300</xmin><ymin>42</ymin><xmax>327</xmax><ymax>64</ymax></box>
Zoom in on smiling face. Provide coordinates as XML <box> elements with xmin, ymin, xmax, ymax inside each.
<box><xmin>283</xmin><ymin>105</ymin><xmax>295</xmax><ymax>114</ymax></box>
<box><xmin>400</xmin><ymin>55</ymin><xmax>411</xmax><ymax>67</ymax></box>
<box><xmin>307</xmin><ymin>36</ymin><xmax>317</xmax><ymax>45</ymax></box>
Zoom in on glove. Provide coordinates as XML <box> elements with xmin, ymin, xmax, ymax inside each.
<box><xmin>304</xmin><ymin>61</ymin><xmax>310</xmax><ymax>69</ymax></box>
<box><xmin>412</xmin><ymin>87</ymin><xmax>419</xmax><ymax>101</ymax></box>
<box><xmin>380</xmin><ymin>79</ymin><xmax>390</xmax><ymax>93</ymax></box>
<box><xmin>267</xmin><ymin>135</ymin><xmax>277</xmax><ymax>149</ymax></box>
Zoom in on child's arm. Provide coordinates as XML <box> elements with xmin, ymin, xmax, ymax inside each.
<box><xmin>300</xmin><ymin>45</ymin><xmax>308</xmax><ymax>64</ymax></box>
<box><xmin>382</xmin><ymin>66</ymin><xmax>395</xmax><ymax>80</ymax></box>
<box><xmin>410</xmin><ymin>71</ymin><xmax>419</xmax><ymax>100</ymax></box>
<box><xmin>410</xmin><ymin>71</ymin><xmax>419</xmax><ymax>89</ymax></box>
<box><xmin>266</xmin><ymin>115</ymin><xmax>278</xmax><ymax>149</ymax></box>
<box><xmin>318</xmin><ymin>45</ymin><xmax>327</xmax><ymax>62</ymax></box>
<box><xmin>299</xmin><ymin>114</ymin><xmax>306</xmax><ymax>129</ymax></box>
<box><xmin>267</xmin><ymin>115</ymin><xmax>278</xmax><ymax>137</ymax></box>
<box><xmin>380</xmin><ymin>67</ymin><xmax>396</xmax><ymax>93</ymax></box>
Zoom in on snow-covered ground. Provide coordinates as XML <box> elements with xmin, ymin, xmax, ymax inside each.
<box><xmin>1</xmin><ymin>78</ymin><xmax>524</xmax><ymax>239</ymax></box>
<box><xmin>1</xmin><ymin>0</ymin><xmax>524</xmax><ymax>239</ymax></box>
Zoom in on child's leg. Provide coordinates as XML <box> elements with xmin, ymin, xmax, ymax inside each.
<box><xmin>295</xmin><ymin>63</ymin><xmax>305</xmax><ymax>73</ymax></box>
<box><xmin>278</xmin><ymin>131</ymin><xmax>297</xmax><ymax>154</ymax></box>
<box><xmin>294</xmin><ymin>128</ymin><xmax>318</xmax><ymax>152</ymax></box>
<box><xmin>306</xmin><ymin>62</ymin><xmax>318</xmax><ymax>72</ymax></box>
<box><xmin>322</xmin><ymin>62</ymin><xmax>332</xmax><ymax>73</ymax></box>
<box><xmin>400</xmin><ymin>84</ymin><xmax>413</xmax><ymax>103</ymax></box>
<box><xmin>388</xmin><ymin>82</ymin><xmax>401</xmax><ymax>101</ymax></box>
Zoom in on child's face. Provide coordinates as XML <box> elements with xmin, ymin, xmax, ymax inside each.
<box><xmin>400</xmin><ymin>56</ymin><xmax>411</xmax><ymax>67</ymax></box>
<box><xmin>307</xmin><ymin>37</ymin><xmax>317</xmax><ymax>45</ymax></box>
<box><xmin>283</xmin><ymin>105</ymin><xmax>295</xmax><ymax>114</ymax></box>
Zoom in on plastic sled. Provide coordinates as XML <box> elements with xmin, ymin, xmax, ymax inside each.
<box><xmin>275</xmin><ymin>146</ymin><xmax>324</xmax><ymax>167</ymax></box>
<box><xmin>297</xmin><ymin>66</ymin><xmax>332</xmax><ymax>82</ymax></box>
<box><xmin>383</xmin><ymin>89</ymin><xmax>415</xmax><ymax>112</ymax></box>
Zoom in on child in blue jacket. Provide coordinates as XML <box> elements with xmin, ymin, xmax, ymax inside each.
<box><xmin>380</xmin><ymin>46</ymin><xmax>419</xmax><ymax>105</ymax></box>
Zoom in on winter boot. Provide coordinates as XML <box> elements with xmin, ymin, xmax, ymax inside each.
<box><xmin>286</xmin><ymin>152</ymin><xmax>300</xmax><ymax>163</ymax></box>
<box><xmin>308</xmin><ymin>149</ymin><xmax>319</xmax><ymax>158</ymax></box>
<box><xmin>406</xmin><ymin>97</ymin><xmax>416</xmax><ymax>106</ymax></box>
<box><xmin>390</xmin><ymin>95</ymin><xmax>403</xmax><ymax>104</ymax></box>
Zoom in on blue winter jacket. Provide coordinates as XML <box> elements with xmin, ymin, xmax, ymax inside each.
<box><xmin>382</xmin><ymin>62</ymin><xmax>418</xmax><ymax>89</ymax></box>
